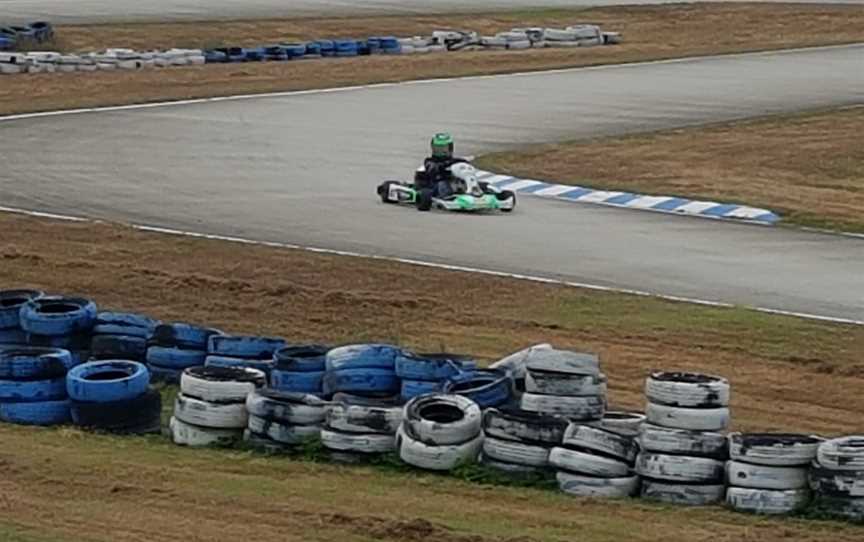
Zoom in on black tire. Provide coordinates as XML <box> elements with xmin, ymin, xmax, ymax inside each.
<box><xmin>377</xmin><ymin>181</ymin><xmax>398</xmax><ymax>204</ymax></box>
<box><xmin>71</xmin><ymin>387</ymin><xmax>162</xmax><ymax>434</ymax></box>
<box><xmin>498</xmin><ymin>190</ymin><xmax>516</xmax><ymax>213</ymax></box>
<box><xmin>416</xmin><ymin>188</ymin><xmax>434</xmax><ymax>211</ymax></box>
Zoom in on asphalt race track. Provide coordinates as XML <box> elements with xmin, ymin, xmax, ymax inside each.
<box><xmin>1</xmin><ymin>46</ymin><xmax>863</xmax><ymax>321</ymax></box>
<box><xmin>2</xmin><ymin>0</ymin><xmax>864</xmax><ymax>23</ymax></box>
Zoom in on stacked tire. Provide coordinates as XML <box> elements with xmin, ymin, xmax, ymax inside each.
<box><xmin>21</xmin><ymin>296</ymin><xmax>97</xmax><ymax>365</ymax></box>
<box><xmin>396</xmin><ymin>352</ymin><xmax>473</xmax><ymax>402</ymax></box>
<box><xmin>519</xmin><ymin>349</ymin><xmax>605</xmax><ymax>422</ymax></box>
<box><xmin>146</xmin><ymin>322</ymin><xmax>222</xmax><ymax>383</ymax></box>
<box><xmin>0</xmin><ymin>289</ymin><xmax>43</xmax><ymax>347</ymax></box>
<box><xmin>550</xmin><ymin>422</ymin><xmax>639</xmax><ymax>498</ymax></box>
<box><xmin>810</xmin><ymin>436</ymin><xmax>864</xmax><ymax>521</ymax></box>
<box><xmin>725</xmin><ymin>432</ymin><xmax>819</xmax><ymax>515</ymax></box>
<box><xmin>171</xmin><ymin>366</ymin><xmax>265</xmax><ymax>446</ymax></box>
<box><xmin>68</xmin><ymin>360</ymin><xmax>161</xmax><ymax>434</ymax></box>
<box><xmin>244</xmin><ymin>388</ymin><xmax>326</xmax><ymax>452</ymax></box>
<box><xmin>205</xmin><ymin>334</ymin><xmax>285</xmax><ymax>376</ymax></box>
<box><xmin>321</xmin><ymin>393</ymin><xmax>403</xmax><ymax>462</ymax></box>
<box><xmin>397</xmin><ymin>394</ymin><xmax>483</xmax><ymax>471</ymax></box>
<box><xmin>0</xmin><ymin>346</ymin><xmax>75</xmax><ymax>425</ymax></box>
<box><xmin>636</xmin><ymin>372</ymin><xmax>730</xmax><ymax>505</ymax></box>
<box><xmin>90</xmin><ymin>312</ymin><xmax>157</xmax><ymax>363</ymax></box>
<box><xmin>322</xmin><ymin>344</ymin><xmax>401</xmax><ymax>400</ymax></box>
<box><xmin>270</xmin><ymin>345</ymin><xmax>328</xmax><ymax>395</ymax></box>
<box><xmin>443</xmin><ymin>368</ymin><xmax>511</xmax><ymax>409</ymax></box>
<box><xmin>481</xmin><ymin>407</ymin><xmax>566</xmax><ymax>477</ymax></box>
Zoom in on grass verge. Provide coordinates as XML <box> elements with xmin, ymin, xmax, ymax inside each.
<box><xmin>2</xmin><ymin>3</ymin><xmax>864</xmax><ymax>116</ymax></box>
<box><xmin>476</xmin><ymin>106</ymin><xmax>864</xmax><ymax>233</ymax></box>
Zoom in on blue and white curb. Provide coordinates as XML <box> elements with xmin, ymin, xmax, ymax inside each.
<box><xmin>476</xmin><ymin>170</ymin><xmax>780</xmax><ymax>225</ymax></box>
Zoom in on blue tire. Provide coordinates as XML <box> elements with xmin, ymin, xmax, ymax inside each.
<box><xmin>0</xmin><ymin>399</ymin><xmax>70</xmax><ymax>426</ymax></box>
<box><xmin>281</xmin><ymin>43</ymin><xmax>307</xmax><ymax>58</ymax></box>
<box><xmin>0</xmin><ymin>328</ymin><xmax>27</xmax><ymax>345</ymax></box>
<box><xmin>66</xmin><ymin>360</ymin><xmax>149</xmax><ymax>403</ymax></box>
<box><xmin>322</xmin><ymin>368</ymin><xmax>399</xmax><ymax>395</ymax></box>
<box><xmin>148</xmin><ymin>364</ymin><xmax>183</xmax><ymax>384</ymax></box>
<box><xmin>0</xmin><ymin>346</ymin><xmax>74</xmax><ymax>379</ymax></box>
<box><xmin>19</xmin><ymin>297</ymin><xmax>97</xmax><ymax>336</ymax></box>
<box><xmin>274</xmin><ymin>345</ymin><xmax>328</xmax><ymax>372</ymax></box>
<box><xmin>335</xmin><ymin>40</ymin><xmax>358</xmax><ymax>57</ymax></box>
<box><xmin>0</xmin><ymin>376</ymin><xmax>67</xmax><ymax>402</ymax></box>
<box><xmin>91</xmin><ymin>334</ymin><xmax>147</xmax><ymax>361</ymax></box>
<box><xmin>379</xmin><ymin>36</ymin><xmax>401</xmax><ymax>54</ymax></box>
<box><xmin>270</xmin><ymin>369</ymin><xmax>324</xmax><ymax>393</ymax></box>
<box><xmin>207</xmin><ymin>335</ymin><xmax>286</xmax><ymax>359</ymax></box>
<box><xmin>204</xmin><ymin>49</ymin><xmax>227</xmax><ymax>63</ymax></box>
<box><xmin>146</xmin><ymin>346</ymin><xmax>206</xmax><ymax>369</ymax></box>
<box><xmin>0</xmin><ymin>36</ymin><xmax>15</xmax><ymax>51</ymax></box>
<box><xmin>395</xmin><ymin>352</ymin><xmax>473</xmax><ymax>381</ymax></box>
<box><xmin>400</xmin><ymin>379</ymin><xmax>442</xmax><ymax>402</ymax></box>
<box><xmin>205</xmin><ymin>355</ymin><xmax>274</xmax><ymax>375</ymax></box>
<box><xmin>0</xmin><ymin>289</ymin><xmax>42</xmax><ymax>329</ymax></box>
<box><xmin>325</xmin><ymin>344</ymin><xmax>400</xmax><ymax>372</ymax></box>
<box><xmin>316</xmin><ymin>40</ymin><xmax>335</xmax><ymax>57</ymax></box>
<box><xmin>444</xmin><ymin>369</ymin><xmax>512</xmax><ymax>409</ymax></box>
<box><xmin>303</xmin><ymin>42</ymin><xmax>321</xmax><ymax>56</ymax></box>
<box><xmin>27</xmin><ymin>332</ymin><xmax>90</xmax><ymax>351</ymax></box>
<box><xmin>150</xmin><ymin>323</ymin><xmax>222</xmax><ymax>349</ymax></box>
<box><xmin>93</xmin><ymin>311</ymin><xmax>157</xmax><ymax>338</ymax></box>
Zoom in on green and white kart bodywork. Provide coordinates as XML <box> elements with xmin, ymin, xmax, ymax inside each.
<box><xmin>377</xmin><ymin>162</ymin><xmax>516</xmax><ymax>212</ymax></box>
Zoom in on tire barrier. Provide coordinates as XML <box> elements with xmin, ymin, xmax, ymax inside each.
<box><xmin>397</xmin><ymin>394</ymin><xmax>483</xmax><ymax>470</ymax></box>
<box><xmin>0</xmin><ymin>345</ymin><xmax>75</xmax><ymax>425</ymax></box>
<box><xmin>808</xmin><ymin>436</ymin><xmax>864</xmax><ymax>520</ymax></box>
<box><xmin>271</xmin><ymin>345</ymin><xmax>328</xmax><ymax>394</ymax></box>
<box><xmin>147</xmin><ymin>322</ymin><xmax>221</xmax><ymax>383</ymax></box>
<box><xmin>396</xmin><ymin>352</ymin><xmax>473</xmax><ymax>402</ymax></box>
<box><xmin>0</xmin><ymin>289</ymin><xmax>43</xmax><ymax>335</ymax></box>
<box><xmin>71</xmin><ymin>387</ymin><xmax>161</xmax><ymax>434</ymax></box>
<box><xmin>21</xmin><ymin>296</ymin><xmax>96</xmax><ymax>363</ymax></box>
<box><xmin>319</xmin><ymin>393</ymin><xmax>403</xmax><ymax>458</ymax></box>
<box><xmin>518</xmin><ymin>349</ymin><xmax>605</xmax><ymax>422</ymax></box>
<box><xmin>0</xmin><ymin>23</ymin><xmax>621</xmax><ymax>76</ymax></box>
<box><xmin>550</xmin><ymin>421</ymin><xmax>638</xmax><ymax>498</ymax></box>
<box><xmin>442</xmin><ymin>369</ymin><xmax>511</xmax><ymax>409</ymax></box>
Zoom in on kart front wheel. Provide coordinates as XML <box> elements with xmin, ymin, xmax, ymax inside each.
<box><xmin>378</xmin><ymin>181</ymin><xmax>399</xmax><ymax>204</ymax></box>
<box><xmin>498</xmin><ymin>190</ymin><xmax>516</xmax><ymax>212</ymax></box>
<box><xmin>416</xmin><ymin>188</ymin><xmax>434</xmax><ymax>212</ymax></box>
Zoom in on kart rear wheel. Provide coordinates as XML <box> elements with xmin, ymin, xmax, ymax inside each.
<box><xmin>498</xmin><ymin>190</ymin><xmax>516</xmax><ymax>213</ymax></box>
<box><xmin>378</xmin><ymin>181</ymin><xmax>399</xmax><ymax>204</ymax></box>
<box><xmin>416</xmin><ymin>189</ymin><xmax>434</xmax><ymax>212</ymax></box>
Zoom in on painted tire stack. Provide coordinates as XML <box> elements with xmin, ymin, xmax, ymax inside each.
<box><xmin>0</xmin><ymin>289</ymin><xmax>43</xmax><ymax>347</ymax></box>
<box><xmin>204</xmin><ymin>334</ymin><xmax>285</xmax><ymax>376</ymax></box>
<box><xmin>480</xmin><ymin>406</ymin><xmax>567</xmax><ymax>477</ymax></box>
<box><xmin>243</xmin><ymin>388</ymin><xmax>326</xmax><ymax>452</ymax></box>
<box><xmin>443</xmin><ymin>368</ymin><xmax>511</xmax><ymax>409</ymax></box>
<box><xmin>90</xmin><ymin>312</ymin><xmax>157</xmax><ymax>363</ymax></box>
<box><xmin>518</xmin><ymin>349</ymin><xmax>606</xmax><ymax>422</ymax></box>
<box><xmin>0</xmin><ymin>346</ymin><xmax>75</xmax><ymax>425</ymax></box>
<box><xmin>550</xmin><ymin>421</ymin><xmax>639</xmax><ymax>498</ymax></box>
<box><xmin>725</xmin><ymin>432</ymin><xmax>819</xmax><ymax>514</ymax></box>
<box><xmin>146</xmin><ymin>322</ymin><xmax>222</xmax><ymax>383</ymax></box>
<box><xmin>397</xmin><ymin>394</ymin><xmax>483</xmax><ymax>471</ymax></box>
<box><xmin>321</xmin><ymin>393</ymin><xmax>403</xmax><ymax>462</ymax></box>
<box><xmin>810</xmin><ymin>436</ymin><xmax>864</xmax><ymax>520</ymax></box>
<box><xmin>68</xmin><ymin>360</ymin><xmax>161</xmax><ymax>433</ymax></box>
<box><xmin>396</xmin><ymin>352</ymin><xmax>474</xmax><ymax>402</ymax></box>
<box><xmin>171</xmin><ymin>366</ymin><xmax>265</xmax><ymax>446</ymax></box>
<box><xmin>269</xmin><ymin>345</ymin><xmax>328</xmax><ymax>395</ymax></box>
<box><xmin>21</xmin><ymin>296</ymin><xmax>96</xmax><ymax>365</ymax></box>
<box><xmin>636</xmin><ymin>372</ymin><xmax>730</xmax><ymax>505</ymax></box>
<box><xmin>322</xmin><ymin>344</ymin><xmax>401</xmax><ymax>399</ymax></box>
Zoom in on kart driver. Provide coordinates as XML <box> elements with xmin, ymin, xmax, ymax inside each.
<box><xmin>415</xmin><ymin>133</ymin><xmax>469</xmax><ymax>197</ymax></box>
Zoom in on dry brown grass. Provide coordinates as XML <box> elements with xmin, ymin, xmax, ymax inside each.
<box><xmin>2</xmin><ymin>3</ymin><xmax>864</xmax><ymax>116</ymax></box>
<box><xmin>477</xmin><ymin>106</ymin><xmax>864</xmax><ymax>232</ymax></box>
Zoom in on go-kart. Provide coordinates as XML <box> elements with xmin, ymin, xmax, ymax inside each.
<box><xmin>377</xmin><ymin>162</ymin><xmax>516</xmax><ymax>212</ymax></box>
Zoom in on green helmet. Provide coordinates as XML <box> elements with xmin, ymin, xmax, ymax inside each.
<box><xmin>431</xmin><ymin>132</ymin><xmax>454</xmax><ymax>158</ymax></box>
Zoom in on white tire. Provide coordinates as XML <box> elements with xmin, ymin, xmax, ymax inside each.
<box><xmin>635</xmin><ymin>452</ymin><xmax>725</xmax><ymax>483</ymax></box>
<box><xmin>564</xmin><ymin>24</ymin><xmax>602</xmax><ymax>40</ymax></box>
<box><xmin>638</xmin><ymin>423</ymin><xmax>727</xmax><ymax>458</ymax></box>
<box><xmin>174</xmin><ymin>394</ymin><xmax>247</xmax><ymax>429</ymax></box>
<box><xmin>641</xmin><ymin>479</ymin><xmax>725</xmax><ymax>506</ymax></box>
<box><xmin>549</xmin><ymin>447</ymin><xmax>630</xmax><ymax>477</ymax></box>
<box><xmin>588</xmin><ymin>411</ymin><xmax>645</xmax><ymax>436</ymax></box>
<box><xmin>482</xmin><ymin>436</ymin><xmax>549</xmax><ymax>468</ymax></box>
<box><xmin>726</xmin><ymin>487</ymin><xmax>811</xmax><ymax>515</ymax></box>
<box><xmin>245</xmin><ymin>389</ymin><xmax>326</xmax><ymax>425</ymax></box>
<box><xmin>727</xmin><ymin>460</ymin><xmax>808</xmax><ymax>490</ymax></box>
<box><xmin>728</xmin><ymin>433</ymin><xmax>821</xmax><ymax>466</ymax></box>
<box><xmin>524</xmin><ymin>349</ymin><xmax>600</xmax><ymax>376</ymax></box>
<box><xmin>479</xmin><ymin>453</ymin><xmax>543</xmax><ymax>475</ymax></box>
<box><xmin>545</xmin><ymin>40</ymin><xmax>581</xmax><ymax>48</ymax></box>
<box><xmin>170</xmin><ymin>416</ymin><xmax>242</xmax><ymax>446</ymax></box>
<box><xmin>180</xmin><ymin>366</ymin><xmax>265</xmax><ymax>403</ymax></box>
<box><xmin>397</xmin><ymin>425</ymin><xmax>482</xmax><ymax>471</ymax></box>
<box><xmin>557</xmin><ymin>471</ymin><xmax>639</xmax><ymax>498</ymax></box>
<box><xmin>480</xmin><ymin>36</ymin><xmax>508</xmax><ymax>48</ymax></box>
<box><xmin>817</xmin><ymin>437</ymin><xmax>864</xmax><ymax>471</ymax></box>
<box><xmin>520</xmin><ymin>393</ymin><xmax>604</xmax><ymax>420</ymax></box>
<box><xmin>496</xmin><ymin>31</ymin><xmax>529</xmax><ymax>42</ymax></box>
<box><xmin>403</xmin><ymin>394</ymin><xmax>481</xmax><ymax>446</ymax></box>
<box><xmin>489</xmin><ymin>343</ymin><xmax>552</xmax><ymax>380</ymax></box>
<box><xmin>813</xmin><ymin>496</ymin><xmax>864</xmax><ymax>520</ymax></box>
<box><xmin>247</xmin><ymin>415</ymin><xmax>320</xmax><ymax>445</ymax></box>
<box><xmin>603</xmin><ymin>32</ymin><xmax>622</xmax><ymax>45</ymax></box>
<box><xmin>809</xmin><ymin>463</ymin><xmax>864</xmax><ymax>498</ymax></box>
<box><xmin>542</xmin><ymin>28</ymin><xmax>578</xmax><ymax>41</ymax></box>
<box><xmin>482</xmin><ymin>407</ymin><xmax>567</xmax><ymax>445</ymax></box>
<box><xmin>507</xmin><ymin>40</ymin><xmax>532</xmax><ymax>50</ymax></box>
<box><xmin>563</xmin><ymin>423</ymin><xmax>637</xmax><ymax>463</ymax></box>
<box><xmin>325</xmin><ymin>402</ymin><xmax>402</xmax><ymax>434</ymax></box>
<box><xmin>645</xmin><ymin>402</ymin><xmax>729</xmax><ymax>431</ymax></box>
<box><xmin>645</xmin><ymin>372</ymin><xmax>729</xmax><ymax>408</ymax></box>
<box><xmin>320</xmin><ymin>427</ymin><xmax>395</xmax><ymax>454</ymax></box>
<box><xmin>525</xmin><ymin>370</ymin><xmax>606</xmax><ymax>396</ymax></box>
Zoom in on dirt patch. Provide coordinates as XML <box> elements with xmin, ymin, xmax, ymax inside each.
<box><xmin>2</xmin><ymin>3</ymin><xmax>864</xmax><ymax>116</ymax></box>
<box><xmin>477</xmin><ymin>106</ymin><xmax>864</xmax><ymax>233</ymax></box>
